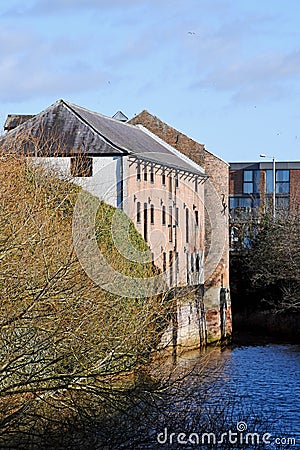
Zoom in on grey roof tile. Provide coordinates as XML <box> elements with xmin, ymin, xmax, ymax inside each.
<box><xmin>2</xmin><ymin>99</ymin><xmax>206</xmax><ymax>177</ymax></box>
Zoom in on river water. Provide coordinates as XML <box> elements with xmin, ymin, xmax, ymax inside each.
<box><xmin>204</xmin><ymin>343</ymin><xmax>300</xmax><ymax>448</ymax></box>
<box><xmin>150</xmin><ymin>341</ymin><xmax>300</xmax><ymax>449</ymax></box>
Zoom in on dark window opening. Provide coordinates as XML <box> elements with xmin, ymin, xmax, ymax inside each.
<box><xmin>150</xmin><ymin>166</ymin><xmax>154</xmax><ymax>184</ymax></box>
<box><xmin>137</xmin><ymin>202</ymin><xmax>141</xmax><ymax>223</ymax></box>
<box><xmin>186</xmin><ymin>208</ymin><xmax>189</xmax><ymax>243</ymax></box>
<box><xmin>137</xmin><ymin>161</ymin><xmax>141</xmax><ymax>181</ymax></box>
<box><xmin>195</xmin><ymin>254</ymin><xmax>200</xmax><ymax>272</ymax></box>
<box><xmin>276</xmin><ymin>196</ymin><xmax>290</xmax><ymax>210</ymax></box>
<box><xmin>175</xmin><ymin>207</ymin><xmax>179</xmax><ymax>226</ymax></box>
<box><xmin>143</xmin><ymin>203</ymin><xmax>148</xmax><ymax>241</ymax></box>
<box><xmin>276</xmin><ymin>169</ymin><xmax>290</xmax><ymax>194</ymax></box>
<box><xmin>229</xmin><ymin>196</ymin><xmax>260</xmax><ymax>218</ymax></box>
<box><xmin>162</xmin><ymin>170</ymin><xmax>166</xmax><ymax>185</ymax></box>
<box><xmin>150</xmin><ymin>204</ymin><xmax>154</xmax><ymax>225</ymax></box>
<box><xmin>70</xmin><ymin>156</ymin><xmax>93</xmax><ymax>177</ymax></box>
<box><xmin>186</xmin><ymin>253</ymin><xmax>189</xmax><ymax>284</ymax></box>
<box><xmin>169</xmin><ymin>206</ymin><xmax>173</xmax><ymax>242</ymax></box>
<box><xmin>144</xmin><ymin>164</ymin><xmax>147</xmax><ymax>181</ymax></box>
<box><xmin>162</xmin><ymin>205</ymin><xmax>166</xmax><ymax>225</ymax></box>
<box><xmin>163</xmin><ymin>252</ymin><xmax>167</xmax><ymax>272</ymax></box>
<box><xmin>195</xmin><ymin>210</ymin><xmax>199</xmax><ymax>227</ymax></box>
<box><xmin>169</xmin><ymin>251</ymin><xmax>173</xmax><ymax>285</ymax></box>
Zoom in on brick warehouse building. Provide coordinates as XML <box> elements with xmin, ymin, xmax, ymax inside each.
<box><xmin>2</xmin><ymin>100</ymin><xmax>231</xmax><ymax>349</ymax></box>
<box><xmin>129</xmin><ymin>110</ymin><xmax>231</xmax><ymax>343</ymax></box>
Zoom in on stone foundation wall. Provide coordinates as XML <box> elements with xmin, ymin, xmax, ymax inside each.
<box><xmin>159</xmin><ymin>288</ymin><xmax>232</xmax><ymax>352</ymax></box>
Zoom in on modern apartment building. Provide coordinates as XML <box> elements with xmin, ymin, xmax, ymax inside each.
<box><xmin>230</xmin><ymin>161</ymin><xmax>300</xmax><ymax>219</ymax></box>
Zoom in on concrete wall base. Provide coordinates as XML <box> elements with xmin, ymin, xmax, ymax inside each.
<box><xmin>159</xmin><ymin>286</ymin><xmax>232</xmax><ymax>355</ymax></box>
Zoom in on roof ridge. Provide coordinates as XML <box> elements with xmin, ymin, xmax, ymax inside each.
<box><xmin>137</xmin><ymin>125</ymin><xmax>206</xmax><ymax>175</ymax></box>
<box><xmin>62</xmin><ymin>99</ymin><xmax>142</xmax><ymax>135</ymax></box>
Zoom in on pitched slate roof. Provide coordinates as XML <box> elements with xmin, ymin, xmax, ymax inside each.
<box><xmin>2</xmin><ymin>99</ymin><xmax>206</xmax><ymax>177</ymax></box>
<box><xmin>4</xmin><ymin>115</ymin><xmax>35</xmax><ymax>131</ymax></box>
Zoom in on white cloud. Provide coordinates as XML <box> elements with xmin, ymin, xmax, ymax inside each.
<box><xmin>0</xmin><ymin>26</ymin><xmax>109</xmax><ymax>102</ymax></box>
<box><xmin>1</xmin><ymin>0</ymin><xmax>300</xmax><ymax>107</ymax></box>
<box><xmin>191</xmin><ymin>49</ymin><xmax>300</xmax><ymax>103</ymax></box>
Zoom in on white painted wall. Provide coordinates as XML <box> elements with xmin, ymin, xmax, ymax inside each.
<box><xmin>28</xmin><ymin>156</ymin><xmax>121</xmax><ymax>207</ymax></box>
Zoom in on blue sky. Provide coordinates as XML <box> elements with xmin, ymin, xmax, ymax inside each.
<box><xmin>0</xmin><ymin>0</ymin><xmax>300</xmax><ymax>162</ymax></box>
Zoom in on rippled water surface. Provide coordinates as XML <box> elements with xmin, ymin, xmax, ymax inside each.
<box><xmin>113</xmin><ymin>343</ymin><xmax>300</xmax><ymax>449</ymax></box>
<box><xmin>194</xmin><ymin>343</ymin><xmax>300</xmax><ymax>446</ymax></box>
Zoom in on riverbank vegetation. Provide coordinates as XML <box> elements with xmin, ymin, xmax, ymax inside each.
<box><xmin>0</xmin><ymin>142</ymin><xmax>290</xmax><ymax>447</ymax></box>
<box><xmin>230</xmin><ymin>209</ymin><xmax>300</xmax><ymax>340</ymax></box>
<box><xmin>0</xmin><ymin>146</ymin><xmax>173</xmax><ymax>447</ymax></box>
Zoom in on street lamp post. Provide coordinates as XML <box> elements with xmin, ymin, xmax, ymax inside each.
<box><xmin>260</xmin><ymin>154</ymin><xmax>276</xmax><ymax>219</ymax></box>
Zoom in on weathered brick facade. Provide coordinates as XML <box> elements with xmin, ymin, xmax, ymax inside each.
<box><xmin>3</xmin><ymin>102</ymin><xmax>232</xmax><ymax>350</ymax></box>
<box><xmin>129</xmin><ymin>111</ymin><xmax>231</xmax><ymax>346</ymax></box>
<box><xmin>229</xmin><ymin>169</ymin><xmax>243</xmax><ymax>194</ymax></box>
<box><xmin>290</xmin><ymin>169</ymin><xmax>300</xmax><ymax>211</ymax></box>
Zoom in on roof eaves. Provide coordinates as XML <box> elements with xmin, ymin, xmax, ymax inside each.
<box><xmin>133</xmin><ymin>110</ymin><xmax>229</xmax><ymax>166</ymax></box>
<box><xmin>128</xmin><ymin>153</ymin><xmax>209</xmax><ymax>179</ymax></box>
<box><xmin>136</xmin><ymin>125</ymin><xmax>207</xmax><ymax>176</ymax></box>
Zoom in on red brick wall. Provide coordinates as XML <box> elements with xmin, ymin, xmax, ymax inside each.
<box><xmin>129</xmin><ymin>111</ymin><xmax>230</xmax><ymax>288</ymax></box>
<box><xmin>229</xmin><ymin>170</ymin><xmax>243</xmax><ymax>195</ymax></box>
<box><xmin>290</xmin><ymin>169</ymin><xmax>300</xmax><ymax>212</ymax></box>
<box><xmin>129</xmin><ymin>110</ymin><xmax>206</xmax><ymax>165</ymax></box>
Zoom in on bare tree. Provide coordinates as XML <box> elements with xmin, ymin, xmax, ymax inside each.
<box><xmin>0</xmin><ymin>137</ymin><xmax>172</xmax><ymax>446</ymax></box>
<box><xmin>230</xmin><ymin>205</ymin><xmax>300</xmax><ymax>313</ymax></box>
